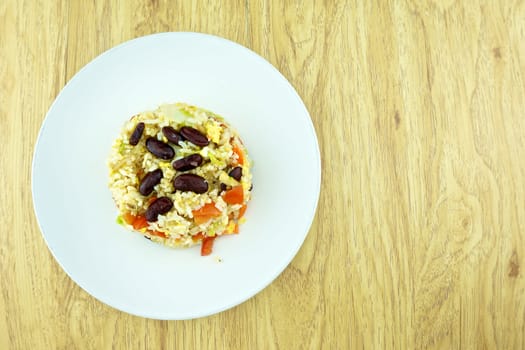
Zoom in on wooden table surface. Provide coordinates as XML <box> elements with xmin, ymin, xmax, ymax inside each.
<box><xmin>2</xmin><ymin>1</ymin><xmax>525</xmax><ymax>348</ymax></box>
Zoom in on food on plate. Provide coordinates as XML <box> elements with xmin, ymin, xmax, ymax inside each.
<box><xmin>108</xmin><ymin>103</ymin><xmax>252</xmax><ymax>255</ymax></box>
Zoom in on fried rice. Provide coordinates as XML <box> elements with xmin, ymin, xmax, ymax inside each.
<box><xmin>107</xmin><ymin>103</ymin><xmax>252</xmax><ymax>254</ymax></box>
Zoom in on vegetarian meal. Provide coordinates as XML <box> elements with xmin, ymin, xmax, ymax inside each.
<box><xmin>108</xmin><ymin>103</ymin><xmax>252</xmax><ymax>255</ymax></box>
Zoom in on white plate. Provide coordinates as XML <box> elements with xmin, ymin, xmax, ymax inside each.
<box><xmin>32</xmin><ymin>32</ymin><xmax>320</xmax><ymax>320</ymax></box>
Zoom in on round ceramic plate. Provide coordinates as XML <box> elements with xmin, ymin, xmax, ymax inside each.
<box><xmin>32</xmin><ymin>32</ymin><xmax>320</xmax><ymax>320</ymax></box>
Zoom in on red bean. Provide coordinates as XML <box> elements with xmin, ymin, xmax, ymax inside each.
<box><xmin>172</xmin><ymin>154</ymin><xmax>203</xmax><ymax>171</ymax></box>
<box><xmin>180</xmin><ymin>127</ymin><xmax>209</xmax><ymax>147</ymax></box>
<box><xmin>145</xmin><ymin>197</ymin><xmax>173</xmax><ymax>222</ymax></box>
<box><xmin>173</xmin><ymin>174</ymin><xmax>208</xmax><ymax>194</ymax></box>
<box><xmin>129</xmin><ymin>122</ymin><xmax>145</xmax><ymax>146</ymax></box>
<box><xmin>146</xmin><ymin>137</ymin><xmax>175</xmax><ymax>160</ymax></box>
<box><xmin>139</xmin><ymin>169</ymin><xmax>163</xmax><ymax>196</ymax></box>
<box><xmin>228</xmin><ymin>167</ymin><xmax>242</xmax><ymax>181</ymax></box>
<box><xmin>162</xmin><ymin>126</ymin><xmax>183</xmax><ymax>145</ymax></box>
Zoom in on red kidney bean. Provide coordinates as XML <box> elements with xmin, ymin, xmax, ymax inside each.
<box><xmin>145</xmin><ymin>197</ymin><xmax>174</xmax><ymax>222</ymax></box>
<box><xmin>172</xmin><ymin>154</ymin><xmax>203</xmax><ymax>171</ymax></box>
<box><xmin>162</xmin><ymin>126</ymin><xmax>183</xmax><ymax>145</ymax></box>
<box><xmin>173</xmin><ymin>174</ymin><xmax>208</xmax><ymax>194</ymax></box>
<box><xmin>146</xmin><ymin>137</ymin><xmax>175</xmax><ymax>160</ymax></box>
<box><xmin>129</xmin><ymin>122</ymin><xmax>145</xmax><ymax>146</ymax></box>
<box><xmin>228</xmin><ymin>167</ymin><xmax>242</xmax><ymax>181</ymax></box>
<box><xmin>139</xmin><ymin>169</ymin><xmax>163</xmax><ymax>196</ymax></box>
<box><xmin>180</xmin><ymin>127</ymin><xmax>209</xmax><ymax>147</ymax></box>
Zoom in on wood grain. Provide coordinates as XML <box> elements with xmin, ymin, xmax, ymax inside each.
<box><xmin>1</xmin><ymin>0</ymin><xmax>524</xmax><ymax>348</ymax></box>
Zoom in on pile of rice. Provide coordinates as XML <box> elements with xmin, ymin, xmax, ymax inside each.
<box><xmin>107</xmin><ymin>103</ymin><xmax>252</xmax><ymax>251</ymax></box>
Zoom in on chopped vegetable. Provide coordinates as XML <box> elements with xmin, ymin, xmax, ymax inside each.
<box><xmin>219</xmin><ymin>171</ymin><xmax>239</xmax><ymax>187</ymax></box>
<box><xmin>132</xmin><ymin>215</ymin><xmax>149</xmax><ymax>230</ymax></box>
<box><xmin>225</xmin><ymin>221</ymin><xmax>235</xmax><ymax>234</ymax></box>
<box><xmin>223</xmin><ymin>185</ymin><xmax>244</xmax><ymax>205</ymax></box>
<box><xmin>205</xmin><ymin>120</ymin><xmax>222</xmax><ymax>143</ymax></box>
<box><xmin>208</xmin><ymin>152</ymin><xmax>226</xmax><ymax>167</ymax></box>
<box><xmin>238</xmin><ymin>204</ymin><xmax>247</xmax><ymax>219</ymax></box>
<box><xmin>147</xmin><ymin>230</ymin><xmax>167</xmax><ymax>238</ymax></box>
<box><xmin>123</xmin><ymin>212</ymin><xmax>136</xmax><ymax>225</ymax></box>
<box><xmin>192</xmin><ymin>203</ymin><xmax>221</xmax><ymax>225</ymax></box>
<box><xmin>193</xmin><ymin>202</ymin><xmax>221</xmax><ymax>216</ymax></box>
<box><xmin>192</xmin><ymin>232</ymin><xmax>204</xmax><ymax>242</ymax></box>
<box><xmin>160</xmin><ymin>104</ymin><xmax>192</xmax><ymax>123</ymax></box>
<box><xmin>232</xmin><ymin>144</ymin><xmax>245</xmax><ymax>165</ymax></box>
<box><xmin>116</xmin><ymin>216</ymin><xmax>124</xmax><ymax>225</ymax></box>
<box><xmin>225</xmin><ymin>220</ymin><xmax>239</xmax><ymax>234</ymax></box>
<box><xmin>205</xmin><ymin>221</ymin><xmax>221</xmax><ymax>237</ymax></box>
<box><xmin>201</xmin><ymin>236</ymin><xmax>216</xmax><ymax>256</ymax></box>
<box><xmin>194</xmin><ymin>215</ymin><xmax>212</xmax><ymax>225</ymax></box>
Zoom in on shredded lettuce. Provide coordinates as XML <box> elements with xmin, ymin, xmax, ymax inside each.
<box><xmin>219</xmin><ymin>171</ymin><xmax>239</xmax><ymax>186</ymax></box>
<box><xmin>160</xmin><ymin>104</ymin><xmax>193</xmax><ymax>124</ymax></box>
<box><xmin>208</xmin><ymin>152</ymin><xmax>226</xmax><ymax>168</ymax></box>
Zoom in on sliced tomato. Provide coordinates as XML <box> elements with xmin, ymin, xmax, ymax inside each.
<box><xmin>132</xmin><ymin>215</ymin><xmax>149</xmax><ymax>230</ymax></box>
<box><xmin>147</xmin><ymin>230</ymin><xmax>167</xmax><ymax>238</ymax></box>
<box><xmin>192</xmin><ymin>232</ymin><xmax>204</xmax><ymax>242</ymax></box>
<box><xmin>194</xmin><ymin>216</ymin><xmax>212</xmax><ymax>225</ymax></box>
<box><xmin>201</xmin><ymin>236</ymin><xmax>216</xmax><ymax>256</ymax></box>
<box><xmin>193</xmin><ymin>203</ymin><xmax>221</xmax><ymax>225</ymax></box>
<box><xmin>193</xmin><ymin>203</ymin><xmax>221</xmax><ymax>217</ymax></box>
<box><xmin>122</xmin><ymin>212</ymin><xmax>136</xmax><ymax>225</ymax></box>
<box><xmin>238</xmin><ymin>204</ymin><xmax>247</xmax><ymax>219</ymax></box>
<box><xmin>223</xmin><ymin>185</ymin><xmax>244</xmax><ymax>205</ymax></box>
